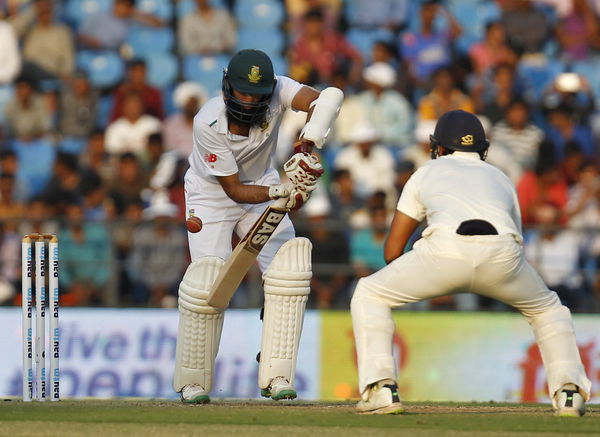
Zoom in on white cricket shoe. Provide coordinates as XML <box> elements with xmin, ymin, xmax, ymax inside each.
<box><xmin>356</xmin><ymin>379</ymin><xmax>404</xmax><ymax>415</ymax></box>
<box><xmin>261</xmin><ymin>376</ymin><xmax>297</xmax><ymax>401</ymax></box>
<box><xmin>181</xmin><ymin>384</ymin><xmax>210</xmax><ymax>404</ymax></box>
<box><xmin>554</xmin><ymin>384</ymin><xmax>585</xmax><ymax>417</ymax></box>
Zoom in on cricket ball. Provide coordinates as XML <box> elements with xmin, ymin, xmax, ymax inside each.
<box><xmin>185</xmin><ymin>216</ymin><xmax>203</xmax><ymax>233</ymax></box>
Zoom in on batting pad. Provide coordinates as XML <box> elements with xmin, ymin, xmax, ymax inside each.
<box><xmin>173</xmin><ymin>257</ymin><xmax>225</xmax><ymax>393</ymax></box>
<box><xmin>529</xmin><ymin>304</ymin><xmax>592</xmax><ymax>405</ymax></box>
<box><xmin>259</xmin><ymin>237</ymin><xmax>312</xmax><ymax>389</ymax></box>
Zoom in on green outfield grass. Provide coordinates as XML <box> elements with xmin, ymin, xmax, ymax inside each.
<box><xmin>0</xmin><ymin>399</ymin><xmax>597</xmax><ymax>437</ymax></box>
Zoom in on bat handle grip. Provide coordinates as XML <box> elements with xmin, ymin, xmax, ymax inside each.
<box><xmin>272</xmin><ymin>197</ymin><xmax>289</xmax><ymax>210</ymax></box>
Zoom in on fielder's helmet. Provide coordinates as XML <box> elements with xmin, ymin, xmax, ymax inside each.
<box><xmin>429</xmin><ymin>110</ymin><xmax>489</xmax><ymax>155</ymax></box>
<box><xmin>222</xmin><ymin>49</ymin><xmax>276</xmax><ymax>126</ymax></box>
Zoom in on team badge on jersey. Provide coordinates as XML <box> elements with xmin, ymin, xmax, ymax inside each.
<box><xmin>248</xmin><ymin>65</ymin><xmax>262</xmax><ymax>83</ymax></box>
<box><xmin>460</xmin><ymin>135</ymin><xmax>474</xmax><ymax>146</ymax></box>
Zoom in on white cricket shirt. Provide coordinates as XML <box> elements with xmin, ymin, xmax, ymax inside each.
<box><xmin>397</xmin><ymin>151</ymin><xmax>523</xmax><ymax>242</ymax></box>
<box><xmin>188</xmin><ymin>75</ymin><xmax>303</xmax><ymax>183</ymax></box>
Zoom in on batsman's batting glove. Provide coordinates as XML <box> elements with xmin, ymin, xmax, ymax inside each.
<box><xmin>284</xmin><ymin>186</ymin><xmax>311</xmax><ymax>211</ymax></box>
<box><xmin>268</xmin><ymin>183</ymin><xmax>291</xmax><ymax>200</ymax></box>
<box><xmin>284</xmin><ymin>153</ymin><xmax>324</xmax><ymax>192</ymax></box>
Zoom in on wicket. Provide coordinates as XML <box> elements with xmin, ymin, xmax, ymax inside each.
<box><xmin>21</xmin><ymin>233</ymin><xmax>59</xmax><ymax>402</ymax></box>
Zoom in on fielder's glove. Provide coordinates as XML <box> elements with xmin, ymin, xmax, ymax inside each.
<box><xmin>284</xmin><ymin>152</ymin><xmax>324</xmax><ymax>192</ymax></box>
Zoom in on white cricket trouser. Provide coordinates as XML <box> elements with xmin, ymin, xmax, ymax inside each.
<box><xmin>351</xmin><ymin>231</ymin><xmax>592</xmax><ymax>401</ymax></box>
<box><xmin>184</xmin><ymin>168</ymin><xmax>295</xmax><ymax>272</ymax></box>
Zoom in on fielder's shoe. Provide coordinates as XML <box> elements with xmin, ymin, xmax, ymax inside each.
<box><xmin>181</xmin><ymin>384</ymin><xmax>210</xmax><ymax>404</ymax></box>
<box><xmin>356</xmin><ymin>379</ymin><xmax>404</xmax><ymax>415</ymax></box>
<box><xmin>554</xmin><ymin>384</ymin><xmax>585</xmax><ymax>417</ymax></box>
<box><xmin>261</xmin><ymin>376</ymin><xmax>297</xmax><ymax>401</ymax></box>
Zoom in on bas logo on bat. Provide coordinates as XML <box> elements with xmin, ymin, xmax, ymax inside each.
<box><xmin>248</xmin><ymin>210</ymin><xmax>286</xmax><ymax>252</ymax></box>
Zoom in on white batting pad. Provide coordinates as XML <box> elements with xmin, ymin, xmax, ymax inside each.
<box><xmin>529</xmin><ymin>305</ymin><xmax>592</xmax><ymax>406</ymax></box>
<box><xmin>259</xmin><ymin>238</ymin><xmax>312</xmax><ymax>389</ymax></box>
<box><xmin>173</xmin><ymin>257</ymin><xmax>225</xmax><ymax>393</ymax></box>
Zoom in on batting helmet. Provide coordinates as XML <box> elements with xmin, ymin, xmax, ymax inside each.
<box><xmin>429</xmin><ymin>110</ymin><xmax>489</xmax><ymax>158</ymax></box>
<box><xmin>222</xmin><ymin>49</ymin><xmax>276</xmax><ymax>126</ymax></box>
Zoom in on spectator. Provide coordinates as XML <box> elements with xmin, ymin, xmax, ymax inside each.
<box><xmin>469</xmin><ymin>21</ymin><xmax>511</xmax><ymax>77</ymax></box>
<box><xmin>18</xmin><ymin>197</ymin><xmax>59</xmax><ymax>239</ymax></box>
<box><xmin>127</xmin><ymin>194</ymin><xmax>186</xmax><ymax>306</ymax></box>
<box><xmin>357</xmin><ymin>62</ymin><xmax>413</xmax><ymax>150</ymax></box>
<box><xmin>105</xmin><ymin>92</ymin><xmax>162</xmax><ymax>157</ymax></box>
<box><xmin>541</xmin><ymin>73</ymin><xmax>595</xmax><ymax>124</ymax></box>
<box><xmin>112</xmin><ymin>198</ymin><xmax>144</xmax><ymax>301</ymax></box>
<box><xmin>39</xmin><ymin>152</ymin><xmax>93</xmax><ymax>216</ymax></box>
<box><xmin>348</xmin><ymin>0</ymin><xmax>408</xmax><ymax>33</ymax></box>
<box><xmin>328</xmin><ymin>169</ymin><xmax>363</xmax><ymax>226</ymax></box>
<box><xmin>525</xmin><ymin>202</ymin><xmax>588</xmax><ymax>311</ymax></box>
<box><xmin>334</xmin><ymin>122</ymin><xmax>396</xmax><ymax>200</ymax></box>
<box><xmin>298</xmin><ymin>196</ymin><xmax>350</xmax><ymax>308</ymax></box>
<box><xmin>500</xmin><ymin>0</ymin><xmax>550</xmax><ymax>55</ymax></box>
<box><xmin>4</xmin><ymin>77</ymin><xmax>51</xmax><ymax>140</ymax></box>
<box><xmin>350</xmin><ymin>205</ymin><xmax>388</xmax><ymax>279</ymax></box>
<box><xmin>290</xmin><ymin>8</ymin><xmax>363</xmax><ymax>86</ymax></box>
<box><xmin>58</xmin><ymin>201</ymin><xmax>112</xmax><ymax>306</ymax></box>
<box><xmin>286</xmin><ymin>0</ymin><xmax>340</xmax><ymax>36</ymax></box>
<box><xmin>475</xmin><ymin>63</ymin><xmax>523</xmax><ymax>124</ymax></box>
<box><xmin>146</xmin><ymin>132</ymin><xmax>180</xmax><ymax>197</ymax></box>
<box><xmin>488</xmin><ymin>99</ymin><xmax>544</xmax><ymax>182</ymax></box>
<box><xmin>163</xmin><ymin>82</ymin><xmax>207</xmax><ymax>158</ymax></box>
<box><xmin>0</xmin><ymin>222</ymin><xmax>20</xmax><ymax>305</ymax></box>
<box><xmin>81</xmin><ymin>171</ymin><xmax>114</xmax><ymax>221</ymax></box>
<box><xmin>58</xmin><ymin>70</ymin><xmax>98</xmax><ymax>139</ymax></box>
<box><xmin>566</xmin><ymin>161</ymin><xmax>600</xmax><ymax>227</ymax></box>
<box><xmin>107</xmin><ymin>153</ymin><xmax>149</xmax><ymax>215</ymax></box>
<box><xmin>0</xmin><ymin>149</ymin><xmax>29</xmax><ymax>202</ymax></box>
<box><xmin>178</xmin><ymin>0</ymin><xmax>236</xmax><ymax>55</ymax></box>
<box><xmin>400</xmin><ymin>0</ymin><xmax>462</xmax><ymax>90</ymax></box>
<box><xmin>554</xmin><ymin>0</ymin><xmax>600</xmax><ymax>62</ymax></box>
<box><xmin>80</xmin><ymin>130</ymin><xmax>115</xmax><ymax>185</ymax></box>
<box><xmin>402</xmin><ymin>119</ymin><xmax>437</xmax><ymax>169</ymax></box>
<box><xmin>0</xmin><ymin>16</ymin><xmax>21</xmax><ymax>85</ymax></box>
<box><xmin>417</xmin><ymin>67</ymin><xmax>474</xmax><ymax>121</ymax></box>
<box><xmin>545</xmin><ymin>104</ymin><xmax>595</xmax><ymax>162</ymax></box>
<box><xmin>371</xmin><ymin>40</ymin><xmax>401</xmax><ymax>71</ymax></box>
<box><xmin>517</xmin><ymin>153</ymin><xmax>569</xmax><ymax>225</ymax></box>
<box><xmin>22</xmin><ymin>0</ymin><xmax>75</xmax><ymax>80</ymax></box>
<box><xmin>110</xmin><ymin>60</ymin><xmax>164</xmax><ymax>122</ymax></box>
<box><xmin>0</xmin><ymin>173</ymin><xmax>25</xmax><ymax>223</ymax></box>
<box><xmin>78</xmin><ymin>0</ymin><xmax>163</xmax><ymax>50</ymax></box>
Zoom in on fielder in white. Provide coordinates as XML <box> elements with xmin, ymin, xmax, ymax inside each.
<box><xmin>351</xmin><ymin>110</ymin><xmax>591</xmax><ymax>416</ymax></box>
<box><xmin>173</xmin><ymin>49</ymin><xmax>343</xmax><ymax>403</ymax></box>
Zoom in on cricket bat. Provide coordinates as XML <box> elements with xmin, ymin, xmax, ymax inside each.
<box><xmin>207</xmin><ymin>197</ymin><xmax>289</xmax><ymax>308</ymax></box>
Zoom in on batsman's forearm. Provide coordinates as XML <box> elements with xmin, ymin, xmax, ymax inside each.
<box><xmin>226</xmin><ymin>184</ymin><xmax>271</xmax><ymax>204</ymax></box>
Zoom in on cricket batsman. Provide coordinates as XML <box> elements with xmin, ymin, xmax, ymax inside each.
<box><xmin>350</xmin><ymin>110</ymin><xmax>591</xmax><ymax>416</ymax></box>
<box><xmin>173</xmin><ymin>49</ymin><xmax>343</xmax><ymax>403</ymax></box>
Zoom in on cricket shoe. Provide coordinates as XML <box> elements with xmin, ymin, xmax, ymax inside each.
<box><xmin>554</xmin><ymin>384</ymin><xmax>585</xmax><ymax>417</ymax></box>
<box><xmin>356</xmin><ymin>380</ymin><xmax>404</xmax><ymax>415</ymax></box>
<box><xmin>181</xmin><ymin>384</ymin><xmax>210</xmax><ymax>404</ymax></box>
<box><xmin>261</xmin><ymin>376</ymin><xmax>297</xmax><ymax>401</ymax></box>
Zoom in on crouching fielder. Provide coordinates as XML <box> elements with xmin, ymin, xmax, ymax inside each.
<box><xmin>351</xmin><ymin>110</ymin><xmax>591</xmax><ymax>416</ymax></box>
<box><xmin>173</xmin><ymin>49</ymin><xmax>343</xmax><ymax>403</ymax></box>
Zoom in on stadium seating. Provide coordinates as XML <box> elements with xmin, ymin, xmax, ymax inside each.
<box><xmin>0</xmin><ymin>84</ymin><xmax>14</xmax><ymax>127</ymax></box>
<box><xmin>182</xmin><ymin>54</ymin><xmax>229</xmax><ymax>96</ymax></box>
<box><xmin>143</xmin><ymin>52</ymin><xmax>178</xmax><ymax>89</ymax></box>
<box><xmin>127</xmin><ymin>25</ymin><xmax>175</xmax><ymax>57</ymax></box>
<box><xmin>234</xmin><ymin>0</ymin><xmax>284</xmax><ymax>29</ymax></box>
<box><xmin>96</xmin><ymin>94</ymin><xmax>115</xmax><ymax>128</ymax></box>
<box><xmin>64</xmin><ymin>0</ymin><xmax>113</xmax><ymax>27</ymax></box>
<box><xmin>517</xmin><ymin>57</ymin><xmax>565</xmax><ymax>103</ymax></box>
<box><xmin>176</xmin><ymin>0</ymin><xmax>226</xmax><ymax>17</ymax></box>
<box><xmin>136</xmin><ymin>0</ymin><xmax>173</xmax><ymax>22</ymax></box>
<box><xmin>77</xmin><ymin>50</ymin><xmax>125</xmax><ymax>89</ymax></box>
<box><xmin>571</xmin><ymin>57</ymin><xmax>600</xmax><ymax>108</ymax></box>
<box><xmin>59</xmin><ymin>137</ymin><xmax>88</xmax><ymax>155</ymax></box>
<box><xmin>346</xmin><ymin>28</ymin><xmax>395</xmax><ymax>63</ymax></box>
<box><xmin>236</xmin><ymin>28</ymin><xmax>285</xmax><ymax>59</ymax></box>
<box><xmin>12</xmin><ymin>139</ymin><xmax>56</xmax><ymax>197</ymax></box>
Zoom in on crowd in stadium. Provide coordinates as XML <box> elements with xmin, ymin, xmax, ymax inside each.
<box><xmin>0</xmin><ymin>0</ymin><xmax>599</xmax><ymax>312</ymax></box>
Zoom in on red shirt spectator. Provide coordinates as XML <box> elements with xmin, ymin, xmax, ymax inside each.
<box><xmin>110</xmin><ymin>59</ymin><xmax>164</xmax><ymax>122</ymax></box>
